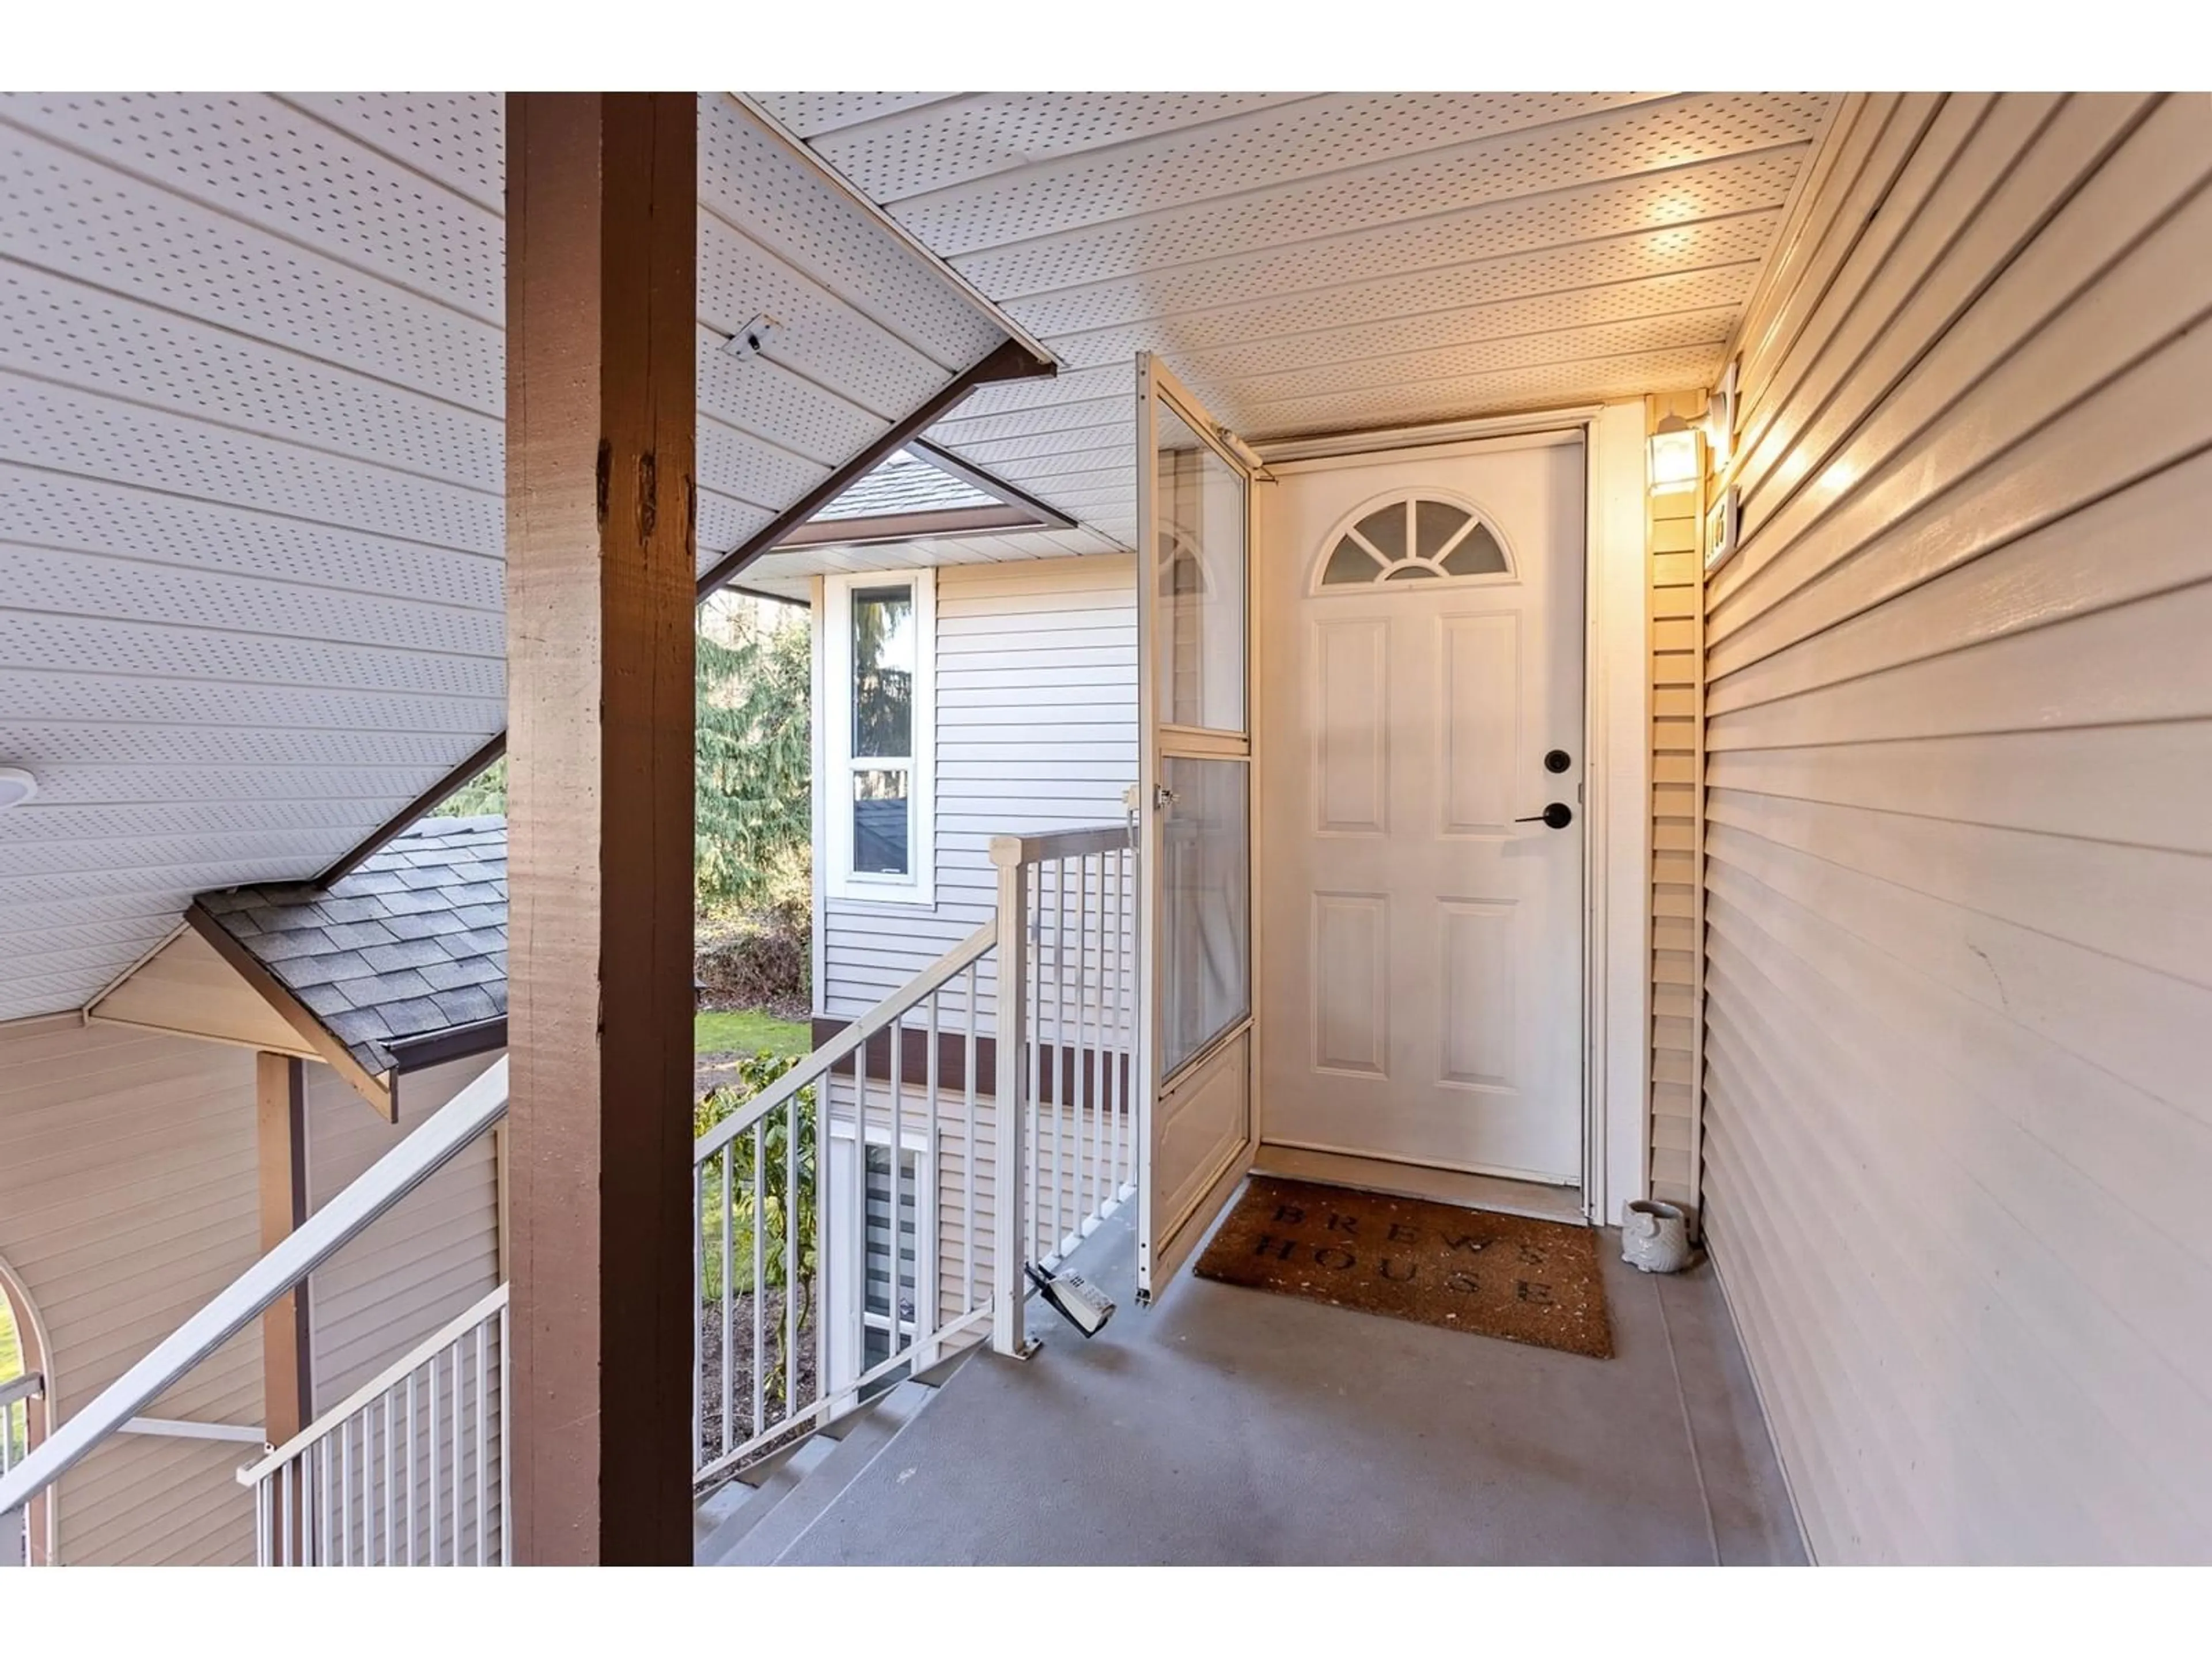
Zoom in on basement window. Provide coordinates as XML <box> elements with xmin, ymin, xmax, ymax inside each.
<box><xmin>825</xmin><ymin>1124</ymin><xmax>930</xmax><ymax>1402</ymax></box>
<box><xmin>862</xmin><ymin>1141</ymin><xmax>921</xmax><ymax>1376</ymax></box>
<box><xmin>824</xmin><ymin>570</ymin><xmax>935</xmax><ymax>905</ymax></box>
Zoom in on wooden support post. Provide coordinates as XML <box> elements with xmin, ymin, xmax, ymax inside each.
<box><xmin>255</xmin><ymin>1052</ymin><xmax>311</xmax><ymax>1445</ymax></box>
<box><xmin>504</xmin><ymin>92</ymin><xmax>697</xmax><ymax>1567</ymax></box>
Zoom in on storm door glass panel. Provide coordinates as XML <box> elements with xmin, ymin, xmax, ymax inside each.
<box><xmin>1160</xmin><ymin>757</ymin><xmax>1249</xmax><ymax>1078</ymax></box>
<box><xmin>850</xmin><ymin>584</ymin><xmax>915</xmax><ymax>877</ymax></box>
<box><xmin>1154</xmin><ymin>403</ymin><xmax>1247</xmax><ymax>734</ymax></box>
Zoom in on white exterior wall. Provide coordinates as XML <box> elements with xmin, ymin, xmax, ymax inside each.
<box><xmin>818</xmin><ymin>555</ymin><xmax>1137</xmax><ymax>1020</ymax></box>
<box><xmin>1697</xmin><ymin>92</ymin><xmax>2212</xmax><ymax>1563</ymax></box>
<box><xmin>0</xmin><ymin>1014</ymin><xmax>260</xmax><ymax>1565</ymax></box>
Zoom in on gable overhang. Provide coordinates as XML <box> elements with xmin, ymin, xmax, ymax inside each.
<box><xmin>182</xmin><ymin>902</ymin><xmax>396</xmax><ymax>1120</ymax></box>
<box><xmin>0</xmin><ymin>90</ymin><xmax>1055</xmax><ymax>1020</ymax></box>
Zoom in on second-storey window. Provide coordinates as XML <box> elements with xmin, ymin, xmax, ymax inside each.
<box><xmin>825</xmin><ymin>571</ymin><xmax>935</xmax><ymax>904</ymax></box>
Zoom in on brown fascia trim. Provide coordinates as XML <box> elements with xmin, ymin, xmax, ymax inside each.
<box><xmin>904</xmin><ymin>438</ymin><xmax>1075</xmax><ymax>529</ymax></box>
<box><xmin>772</xmin><ymin>501</ymin><xmax>1058</xmax><ymax>550</ymax></box>
<box><xmin>385</xmin><ymin>1016</ymin><xmax>509</xmax><ymax>1074</ymax></box>
<box><xmin>387</xmin><ymin>1017</ymin><xmax>509</xmax><ymax>1120</ymax></box>
<box><xmin>312</xmin><ymin>338</ymin><xmax>1053</xmax><ymax>892</ymax></box>
<box><xmin>185</xmin><ymin>902</ymin><xmax>396</xmax><ymax>1122</ymax></box>
<box><xmin>693</xmin><ymin>338</ymin><xmax>1054</xmax><ymax>599</ymax></box>
<box><xmin>806</xmin><ymin>1015</ymin><xmax>1133</xmax><ymax>1113</ymax></box>
<box><xmin>312</xmin><ymin>729</ymin><xmax>506</xmax><ymax>895</ymax></box>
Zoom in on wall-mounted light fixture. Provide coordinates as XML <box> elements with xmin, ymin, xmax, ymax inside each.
<box><xmin>1647</xmin><ymin>412</ymin><xmax>1700</xmax><ymax>497</ymax></box>
<box><xmin>1705</xmin><ymin>359</ymin><xmax>1738</xmax><ymax>471</ymax></box>
<box><xmin>0</xmin><ymin>766</ymin><xmax>37</xmax><ymax>813</ymax></box>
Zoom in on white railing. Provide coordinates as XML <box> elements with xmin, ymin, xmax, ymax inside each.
<box><xmin>991</xmin><ymin>826</ymin><xmax>1139</xmax><ymax>1330</ymax></box>
<box><xmin>0</xmin><ymin>1058</ymin><xmax>510</xmax><ymax>1559</ymax></box>
<box><xmin>238</xmin><ymin>1286</ymin><xmax>507</xmax><ymax>1566</ymax></box>
<box><xmin>4</xmin><ymin>823</ymin><xmax>1148</xmax><ymax>1551</ymax></box>
<box><xmin>2</xmin><ymin>1372</ymin><xmax>40</xmax><ymax>1566</ymax></box>
<box><xmin>692</xmin><ymin>925</ymin><xmax>998</xmax><ymax>1486</ymax></box>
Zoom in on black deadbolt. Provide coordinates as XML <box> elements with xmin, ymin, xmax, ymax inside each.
<box><xmin>1514</xmin><ymin>802</ymin><xmax>1574</xmax><ymax>830</ymax></box>
<box><xmin>1544</xmin><ymin>748</ymin><xmax>1572</xmax><ymax>774</ymax></box>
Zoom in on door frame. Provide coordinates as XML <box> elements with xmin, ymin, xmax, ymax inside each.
<box><xmin>1134</xmin><ymin>356</ymin><xmax>1264</xmax><ymax>1302</ymax></box>
<box><xmin>1254</xmin><ymin>401</ymin><xmax>1652</xmax><ymax>1227</ymax></box>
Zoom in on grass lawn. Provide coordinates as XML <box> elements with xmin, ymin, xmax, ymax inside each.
<box><xmin>2</xmin><ymin>1294</ymin><xmax>22</xmax><ymax>1463</ymax></box>
<box><xmin>694</xmin><ymin>1007</ymin><xmax>810</xmax><ymax>1059</ymax></box>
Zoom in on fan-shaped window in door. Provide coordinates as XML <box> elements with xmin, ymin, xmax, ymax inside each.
<box><xmin>1315</xmin><ymin>493</ymin><xmax>1514</xmax><ymax>592</ymax></box>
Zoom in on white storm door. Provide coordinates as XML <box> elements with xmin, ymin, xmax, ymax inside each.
<box><xmin>1258</xmin><ymin>433</ymin><xmax>1586</xmax><ymax>1184</ymax></box>
<box><xmin>1133</xmin><ymin>354</ymin><xmax>1260</xmax><ymax>1303</ymax></box>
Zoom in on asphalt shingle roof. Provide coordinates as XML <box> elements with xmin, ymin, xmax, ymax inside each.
<box><xmin>197</xmin><ymin>816</ymin><xmax>506</xmax><ymax>1077</ymax></box>
<box><xmin>809</xmin><ymin>448</ymin><xmax>999</xmax><ymax>522</ymax></box>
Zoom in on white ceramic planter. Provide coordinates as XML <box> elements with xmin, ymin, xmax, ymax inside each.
<box><xmin>1621</xmin><ymin>1199</ymin><xmax>1692</xmax><ymax>1273</ymax></box>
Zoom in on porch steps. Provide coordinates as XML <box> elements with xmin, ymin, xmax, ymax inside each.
<box><xmin>694</xmin><ymin>1378</ymin><xmax>940</xmax><ymax>1566</ymax></box>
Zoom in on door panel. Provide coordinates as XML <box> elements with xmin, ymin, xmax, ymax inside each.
<box><xmin>1150</xmin><ymin>1028</ymin><xmax>1251</xmax><ymax>1245</ymax></box>
<box><xmin>1259</xmin><ymin>432</ymin><xmax>1585</xmax><ymax>1185</ymax></box>
<box><xmin>1135</xmin><ymin>355</ymin><xmax>1259</xmax><ymax>1302</ymax></box>
<box><xmin>1438</xmin><ymin>898</ymin><xmax>1517</xmax><ymax>1089</ymax></box>
<box><xmin>1311</xmin><ymin>892</ymin><xmax>1388</xmax><ymax>1075</ymax></box>
<box><xmin>1316</xmin><ymin>619</ymin><xmax>1389</xmax><ymax>833</ymax></box>
<box><xmin>1440</xmin><ymin>613</ymin><xmax>1521</xmax><ymax>833</ymax></box>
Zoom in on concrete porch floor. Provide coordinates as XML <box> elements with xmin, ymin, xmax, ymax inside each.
<box><xmin>778</xmin><ymin>1189</ymin><xmax>1806</xmax><ymax>1565</ymax></box>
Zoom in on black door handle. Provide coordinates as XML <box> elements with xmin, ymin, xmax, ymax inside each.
<box><xmin>1514</xmin><ymin>803</ymin><xmax>1574</xmax><ymax>830</ymax></box>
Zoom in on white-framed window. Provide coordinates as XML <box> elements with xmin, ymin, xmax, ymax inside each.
<box><xmin>823</xmin><ymin>570</ymin><xmax>935</xmax><ymax>906</ymax></box>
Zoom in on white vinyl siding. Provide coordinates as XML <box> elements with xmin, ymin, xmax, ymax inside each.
<box><xmin>819</xmin><ymin>555</ymin><xmax>1138</xmax><ymax>1021</ymax></box>
<box><xmin>304</xmin><ymin>1052</ymin><xmax>501</xmax><ymax>1410</ymax></box>
<box><xmin>1696</xmin><ymin>92</ymin><xmax>2212</xmax><ymax>1563</ymax></box>
<box><xmin>0</xmin><ymin>1014</ymin><xmax>261</xmax><ymax>1566</ymax></box>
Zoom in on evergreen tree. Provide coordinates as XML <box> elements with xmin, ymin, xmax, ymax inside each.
<box><xmin>695</xmin><ymin>609</ymin><xmax>812</xmax><ymax>910</ymax></box>
<box><xmin>432</xmin><ymin>606</ymin><xmax>812</xmax><ymax>914</ymax></box>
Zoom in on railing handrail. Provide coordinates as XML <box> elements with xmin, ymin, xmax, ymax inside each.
<box><xmin>694</xmin><ymin>922</ymin><xmax>995</xmax><ymax>1164</ymax></box>
<box><xmin>0</xmin><ymin>1056</ymin><xmax>510</xmax><ymax>1521</ymax></box>
<box><xmin>0</xmin><ymin>1374</ymin><xmax>40</xmax><ymax>1412</ymax></box>
<box><xmin>238</xmin><ymin>1282</ymin><xmax>509</xmax><ymax>1485</ymax></box>
<box><xmin>987</xmin><ymin>824</ymin><xmax>1131</xmax><ymax>869</ymax></box>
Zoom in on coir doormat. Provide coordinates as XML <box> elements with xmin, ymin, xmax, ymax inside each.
<box><xmin>1192</xmin><ymin>1176</ymin><xmax>1613</xmax><ymax>1359</ymax></box>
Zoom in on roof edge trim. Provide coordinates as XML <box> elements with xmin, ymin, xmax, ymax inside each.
<box><xmin>724</xmin><ymin>91</ymin><xmax>1059</xmax><ymax>371</ymax></box>
<box><xmin>184</xmin><ymin>902</ymin><xmax>395</xmax><ymax>1122</ymax></box>
<box><xmin>315</xmin><ymin>338</ymin><xmax>1053</xmax><ymax>892</ymax></box>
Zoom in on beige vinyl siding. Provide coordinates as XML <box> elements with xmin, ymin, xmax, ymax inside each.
<box><xmin>1697</xmin><ymin>90</ymin><xmax>2212</xmax><ymax>1563</ymax></box>
<box><xmin>85</xmin><ymin>927</ymin><xmax>321</xmax><ymax>1059</ymax></box>
<box><xmin>0</xmin><ymin>1013</ymin><xmax>260</xmax><ymax>1565</ymax></box>
<box><xmin>305</xmin><ymin>1051</ymin><xmax>501</xmax><ymax>1409</ymax></box>
<box><xmin>1645</xmin><ymin>391</ymin><xmax>1704</xmax><ymax>1213</ymax></box>
<box><xmin>821</xmin><ymin>554</ymin><xmax>1137</xmax><ymax>1020</ymax></box>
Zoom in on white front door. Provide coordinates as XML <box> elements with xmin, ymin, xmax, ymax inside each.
<box><xmin>1258</xmin><ymin>432</ymin><xmax>1586</xmax><ymax>1184</ymax></box>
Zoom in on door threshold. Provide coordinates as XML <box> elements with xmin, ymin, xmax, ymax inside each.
<box><xmin>1250</xmin><ymin>1143</ymin><xmax>1585</xmax><ymax>1225</ymax></box>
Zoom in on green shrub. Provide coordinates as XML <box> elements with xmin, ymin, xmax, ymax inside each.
<box><xmin>694</xmin><ymin>1051</ymin><xmax>819</xmax><ymax>1362</ymax></box>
